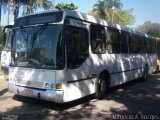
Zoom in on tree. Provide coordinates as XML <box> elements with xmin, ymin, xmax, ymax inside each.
<box><xmin>92</xmin><ymin>0</ymin><xmax>106</xmax><ymax>19</ymax></box>
<box><xmin>137</xmin><ymin>21</ymin><xmax>160</xmax><ymax>38</ymax></box>
<box><xmin>1</xmin><ymin>0</ymin><xmax>53</xmax><ymax>24</ymax></box>
<box><xmin>92</xmin><ymin>0</ymin><xmax>122</xmax><ymax>19</ymax></box>
<box><xmin>22</xmin><ymin>0</ymin><xmax>53</xmax><ymax>15</ymax></box>
<box><xmin>1</xmin><ymin>0</ymin><xmax>22</xmax><ymax>22</ymax></box>
<box><xmin>113</xmin><ymin>9</ymin><xmax>135</xmax><ymax>26</ymax></box>
<box><xmin>89</xmin><ymin>0</ymin><xmax>135</xmax><ymax>26</ymax></box>
<box><xmin>55</xmin><ymin>3</ymin><xmax>78</xmax><ymax>10</ymax></box>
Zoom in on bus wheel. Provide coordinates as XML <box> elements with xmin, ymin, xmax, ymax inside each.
<box><xmin>95</xmin><ymin>74</ymin><xmax>107</xmax><ymax>99</ymax></box>
<box><xmin>142</xmin><ymin>65</ymin><xmax>148</xmax><ymax>81</ymax></box>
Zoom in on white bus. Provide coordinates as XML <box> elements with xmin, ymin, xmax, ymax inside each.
<box><xmin>1</xmin><ymin>24</ymin><xmax>13</xmax><ymax>75</ymax></box>
<box><xmin>8</xmin><ymin>10</ymin><xmax>157</xmax><ymax>103</ymax></box>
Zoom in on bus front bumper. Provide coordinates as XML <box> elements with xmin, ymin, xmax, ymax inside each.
<box><xmin>8</xmin><ymin>83</ymin><xmax>64</xmax><ymax>103</ymax></box>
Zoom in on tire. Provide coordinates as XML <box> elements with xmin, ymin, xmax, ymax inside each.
<box><xmin>142</xmin><ymin>65</ymin><xmax>148</xmax><ymax>81</ymax></box>
<box><xmin>95</xmin><ymin>73</ymin><xmax>108</xmax><ymax>99</ymax></box>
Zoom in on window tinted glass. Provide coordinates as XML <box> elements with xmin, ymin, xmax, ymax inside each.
<box><xmin>139</xmin><ymin>37</ymin><xmax>146</xmax><ymax>53</ymax></box>
<box><xmin>107</xmin><ymin>28</ymin><xmax>120</xmax><ymax>53</ymax></box>
<box><xmin>130</xmin><ymin>34</ymin><xmax>139</xmax><ymax>53</ymax></box>
<box><xmin>66</xmin><ymin>26</ymin><xmax>89</xmax><ymax>69</ymax></box>
<box><xmin>90</xmin><ymin>25</ymin><xmax>106</xmax><ymax>54</ymax></box>
<box><xmin>120</xmin><ymin>31</ymin><xmax>129</xmax><ymax>53</ymax></box>
<box><xmin>15</xmin><ymin>11</ymin><xmax>63</xmax><ymax>27</ymax></box>
<box><xmin>12</xmin><ymin>25</ymin><xmax>64</xmax><ymax>69</ymax></box>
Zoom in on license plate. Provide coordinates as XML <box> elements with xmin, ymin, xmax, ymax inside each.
<box><xmin>21</xmin><ymin>89</ymin><xmax>33</xmax><ymax>96</ymax></box>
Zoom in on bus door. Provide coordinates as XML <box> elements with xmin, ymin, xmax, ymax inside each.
<box><xmin>64</xmin><ymin>23</ymin><xmax>95</xmax><ymax>100</ymax></box>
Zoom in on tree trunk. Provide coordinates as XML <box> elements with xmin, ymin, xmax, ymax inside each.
<box><xmin>13</xmin><ymin>0</ymin><xmax>20</xmax><ymax>21</ymax></box>
<box><xmin>7</xmin><ymin>0</ymin><xmax>10</xmax><ymax>25</ymax></box>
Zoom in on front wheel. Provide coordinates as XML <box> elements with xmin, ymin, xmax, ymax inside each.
<box><xmin>95</xmin><ymin>74</ymin><xmax>107</xmax><ymax>99</ymax></box>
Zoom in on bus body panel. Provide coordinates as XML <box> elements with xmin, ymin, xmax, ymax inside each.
<box><xmin>64</xmin><ymin>57</ymin><xmax>97</xmax><ymax>102</ymax></box>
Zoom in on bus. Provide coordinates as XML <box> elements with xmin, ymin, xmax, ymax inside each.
<box><xmin>8</xmin><ymin>10</ymin><xmax>157</xmax><ymax>103</ymax></box>
<box><xmin>1</xmin><ymin>24</ymin><xmax>13</xmax><ymax>76</ymax></box>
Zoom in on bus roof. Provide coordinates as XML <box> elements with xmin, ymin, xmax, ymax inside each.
<box><xmin>16</xmin><ymin>10</ymin><xmax>155</xmax><ymax>40</ymax></box>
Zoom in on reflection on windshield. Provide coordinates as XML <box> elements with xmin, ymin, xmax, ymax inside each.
<box><xmin>12</xmin><ymin>25</ymin><xmax>64</xmax><ymax>70</ymax></box>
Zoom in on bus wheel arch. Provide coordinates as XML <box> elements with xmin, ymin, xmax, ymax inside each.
<box><xmin>95</xmin><ymin>70</ymin><xmax>110</xmax><ymax>99</ymax></box>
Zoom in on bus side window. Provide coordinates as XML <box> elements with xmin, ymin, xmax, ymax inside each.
<box><xmin>107</xmin><ymin>28</ymin><xmax>120</xmax><ymax>53</ymax></box>
<box><xmin>65</xmin><ymin>26</ymin><xmax>89</xmax><ymax>69</ymax></box>
<box><xmin>90</xmin><ymin>25</ymin><xmax>106</xmax><ymax>54</ymax></box>
<box><xmin>120</xmin><ymin>31</ymin><xmax>129</xmax><ymax>53</ymax></box>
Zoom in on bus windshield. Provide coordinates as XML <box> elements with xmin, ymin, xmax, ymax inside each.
<box><xmin>12</xmin><ymin>24</ymin><xmax>64</xmax><ymax>70</ymax></box>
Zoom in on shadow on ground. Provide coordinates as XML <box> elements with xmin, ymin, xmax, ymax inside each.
<box><xmin>0</xmin><ymin>88</ymin><xmax>8</xmax><ymax>96</ymax></box>
<box><xmin>2</xmin><ymin>74</ymin><xmax>160</xmax><ymax>120</ymax></box>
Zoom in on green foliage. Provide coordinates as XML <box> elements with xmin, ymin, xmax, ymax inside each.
<box><xmin>137</xmin><ymin>21</ymin><xmax>160</xmax><ymax>38</ymax></box>
<box><xmin>1</xmin><ymin>0</ymin><xmax>54</xmax><ymax>20</ymax></box>
<box><xmin>22</xmin><ymin>0</ymin><xmax>53</xmax><ymax>15</ymax></box>
<box><xmin>89</xmin><ymin>0</ymin><xmax>135</xmax><ymax>26</ymax></box>
<box><xmin>113</xmin><ymin>9</ymin><xmax>135</xmax><ymax>26</ymax></box>
<box><xmin>55</xmin><ymin>3</ymin><xmax>78</xmax><ymax>10</ymax></box>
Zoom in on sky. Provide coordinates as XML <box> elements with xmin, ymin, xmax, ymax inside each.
<box><xmin>1</xmin><ymin>0</ymin><xmax>160</xmax><ymax>27</ymax></box>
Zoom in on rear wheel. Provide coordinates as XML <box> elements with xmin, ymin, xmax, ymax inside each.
<box><xmin>95</xmin><ymin>73</ymin><xmax>108</xmax><ymax>99</ymax></box>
